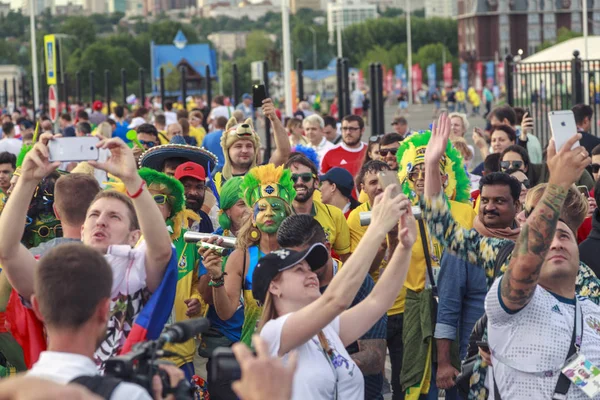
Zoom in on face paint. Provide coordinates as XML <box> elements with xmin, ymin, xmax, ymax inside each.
<box><xmin>254</xmin><ymin>197</ymin><xmax>289</xmax><ymax>234</ymax></box>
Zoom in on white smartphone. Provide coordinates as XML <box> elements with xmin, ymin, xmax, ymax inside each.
<box><xmin>48</xmin><ymin>137</ymin><xmax>100</xmax><ymax>162</ymax></box>
<box><xmin>548</xmin><ymin>110</ymin><xmax>579</xmax><ymax>152</ymax></box>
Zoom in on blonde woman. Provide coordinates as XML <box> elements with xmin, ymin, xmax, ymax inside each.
<box><xmin>95</xmin><ymin>121</ymin><xmax>113</xmax><ymax>139</ymax></box>
<box><xmin>252</xmin><ymin>186</ymin><xmax>415</xmax><ymax>400</ymax></box>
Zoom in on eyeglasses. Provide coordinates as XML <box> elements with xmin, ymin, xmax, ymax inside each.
<box><xmin>30</xmin><ymin>224</ymin><xmax>63</xmax><ymax>238</ymax></box>
<box><xmin>140</xmin><ymin>140</ymin><xmax>156</xmax><ymax>148</ymax></box>
<box><xmin>379</xmin><ymin>148</ymin><xmax>398</xmax><ymax>157</ymax></box>
<box><xmin>341</xmin><ymin>126</ymin><xmax>360</xmax><ymax>132</ymax></box>
<box><xmin>291</xmin><ymin>173</ymin><xmax>315</xmax><ymax>183</ymax></box>
<box><xmin>153</xmin><ymin>194</ymin><xmax>169</xmax><ymax>205</ymax></box>
<box><xmin>500</xmin><ymin>160</ymin><xmax>524</xmax><ymax>171</ymax></box>
<box><xmin>592</xmin><ymin>163</ymin><xmax>600</xmax><ymax>174</ymax></box>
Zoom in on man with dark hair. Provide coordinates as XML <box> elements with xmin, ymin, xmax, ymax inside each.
<box><xmin>277</xmin><ymin>214</ymin><xmax>387</xmax><ymax>400</ymax></box>
<box><xmin>436</xmin><ymin>172</ymin><xmax>522</xmax><ymax>394</ymax></box>
<box><xmin>285</xmin><ymin>152</ymin><xmax>351</xmax><ymax>261</ymax></box>
<box><xmin>0</xmin><ymin>151</ymin><xmax>16</xmax><ymax>195</ymax></box>
<box><xmin>491</xmin><ymin>105</ymin><xmax>543</xmax><ymax>163</ymax></box>
<box><xmin>76</xmin><ymin>110</ymin><xmax>89</xmax><ymax>124</ymax></box>
<box><xmin>591</xmin><ymin>144</ymin><xmax>600</xmax><ymax>181</ymax></box>
<box><xmin>391</xmin><ymin>116</ymin><xmax>410</xmax><ymax>138</ymax></box>
<box><xmin>27</xmin><ymin>243</ymin><xmax>183</xmax><ymax>399</ymax></box>
<box><xmin>112</xmin><ymin>105</ymin><xmax>129</xmax><ymax>143</ymax></box>
<box><xmin>29</xmin><ymin>173</ymin><xmax>101</xmax><ymax>257</ymax></box>
<box><xmin>320</xmin><ymin>114</ymin><xmax>367</xmax><ymax>177</ymax></box>
<box><xmin>154</xmin><ymin>114</ymin><xmax>168</xmax><ymax>144</ymax></box>
<box><xmin>573</xmin><ymin>103</ymin><xmax>600</xmax><ymax>156</ymax></box>
<box><xmin>59</xmin><ymin>113</ymin><xmax>76</xmax><ymax>137</ymax></box>
<box><xmin>0</xmin><ymin>122</ymin><xmax>22</xmax><ymax>156</ymax></box>
<box><xmin>579</xmin><ymin>179</ymin><xmax>600</xmax><ymax>276</ymax></box>
<box><xmin>164</xmin><ymin>100</ymin><xmax>177</xmax><ymax>126</ymax></box>
<box><xmin>135</xmin><ymin>123</ymin><xmax>160</xmax><ymax>161</ymax></box>
<box><xmin>323</xmin><ymin>115</ymin><xmax>341</xmax><ymax>144</ymax></box>
<box><xmin>0</xmin><ymin>134</ymin><xmax>174</xmax><ymax>367</ymax></box>
<box><xmin>379</xmin><ymin>133</ymin><xmax>403</xmax><ymax>171</ymax></box>
<box><xmin>202</xmin><ymin>116</ymin><xmax>228</xmax><ymax>172</ymax></box>
<box><xmin>75</xmin><ymin>122</ymin><xmax>92</xmax><ymax>137</ymax></box>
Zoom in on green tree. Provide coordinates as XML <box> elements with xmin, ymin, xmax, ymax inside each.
<box><xmin>412</xmin><ymin>43</ymin><xmax>457</xmax><ymax>81</ymax></box>
<box><xmin>538</xmin><ymin>27</ymin><xmax>582</xmax><ymax>51</ymax></box>
<box><xmin>162</xmin><ymin>62</ymin><xmax>181</xmax><ymax>91</ymax></box>
<box><xmin>149</xmin><ymin>20</ymin><xmax>199</xmax><ymax>45</ymax></box>
<box><xmin>59</xmin><ymin>17</ymin><xmax>97</xmax><ymax>50</ymax></box>
<box><xmin>0</xmin><ymin>39</ymin><xmax>20</xmax><ymax>65</ymax></box>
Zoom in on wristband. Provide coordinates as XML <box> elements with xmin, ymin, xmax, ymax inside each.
<box><xmin>209</xmin><ymin>272</ymin><xmax>227</xmax><ymax>287</ymax></box>
<box><xmin>126</xmin><ymin>180</ymin><xmax>146</xmax><ymax>199</ymax></box>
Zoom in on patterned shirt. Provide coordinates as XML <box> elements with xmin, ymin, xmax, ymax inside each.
<box><xmin>422</xmin><ymin>193</ymin><xmax>600</xmax><ymax>399</ymax></box>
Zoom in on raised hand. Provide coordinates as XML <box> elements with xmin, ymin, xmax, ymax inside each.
<box><xmin>19</xmin><ymin>133</ymin><xmax>61</xmax><ymax>183</ymax></box>
<box><xmin>546</xmin><ymin>135</ymin><xmax>590</xmax><ymax>190</ymax></box>
<box><xmin>262</xmin><ymin>98</ymin><xmax>276</xmax><ymax>121</ymax></box>
<box><xmin>370</xmin><ymin>185</ymin><xmax>410</xmax><ymax>235</ymax></box>
<box><xmin>397</xmin><ymin>200</ymin><xmax>417</xmax><ymax>249</ymax></box>
<box><xmin>425</xmin><ymin>112</ymin><xmax>451</xmax><ymax>166</ymax></box>
<box><xmin>88</xmin><ymin>138</ymin><xmax>139</xmax><ymax>185</ymax></box>
<box><xmin>198</xmin><ymin>247</ymin><xmax>224</xmax><ymax>278</ymax></box>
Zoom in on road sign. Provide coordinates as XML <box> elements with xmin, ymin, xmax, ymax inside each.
<box><xmin>44</xmin><ymin>35</ymin><xmax>57</xmax><ymax>86</ymax></box>
<box><xmin>48</xmin><ymin>85</ymin><xmax>58</xmax><ymax>122</ymax></box>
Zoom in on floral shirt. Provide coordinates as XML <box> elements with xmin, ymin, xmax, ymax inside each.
<box><xmin>423</xmin><ymin>193</ymin><xmax>600</xmax><ymax>399</ymax></box>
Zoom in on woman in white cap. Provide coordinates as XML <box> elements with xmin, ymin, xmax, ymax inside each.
<box><xmin>251</xmin><ymin>186</ymin><xmax>416</xmax><ymax>400</ymax></box>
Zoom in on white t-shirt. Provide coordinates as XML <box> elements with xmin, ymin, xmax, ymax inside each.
<box><xmin>310</xmin><ymin>137</ymin><xmax>336</xmax><ymax>164</ymax></box>
<box><xmin>94</xmin><ymin>242</ymin><xmax>148</xmax><ymax>367</ymax></box>
<box><xmin>261</xmin><ymin>314</ymin><xmax>364</xmax><ymax>400</ymax></box>
<box><xmin>28</xmin><ymin>351</ymin><xmax>152</xmax><ymax>400</ymax></box>
<box><xmin>487</xmin><ymin>278</ymin><xmax>600</xmax><ymax>400</ymax></box>
<box><xmin>0</xmin><ymin>138</ymin><xmax>22</xmax><ymax>156</ymax></box>
<box><xmin>209</xmin><ymin>105</ymin><xmax>234</xmax><ymax>121</ymax></box>
<box><xmin>164</xmin><ymin>111</ymin><xmax>178</xmax><ymax>126</ymax></box>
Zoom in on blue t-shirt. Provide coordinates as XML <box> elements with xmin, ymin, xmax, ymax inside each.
<box><xmin>202</xmin><ymin>130</ymin><xmax>224</xmax><ymax>172</ymax></box>
<box><xmin>63</xmin><ymin>126</ymin><xmax>76</xmax><ymax>137</ymax></box>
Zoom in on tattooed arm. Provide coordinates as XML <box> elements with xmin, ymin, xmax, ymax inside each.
<box><xmin>351</xmin><ymin>339</ymin><xmax>387</xmax><ymax>375</ymax></box>
<box><xmin>501</xmin><ymin>134</ymin><xmax>590</xmax><ymax>311</ymax></box>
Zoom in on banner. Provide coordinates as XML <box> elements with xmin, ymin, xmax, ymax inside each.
<box><xmin>395</xmin><ymin>64</ymin><xmax>407</xmax><ymax>88</ymax></box>
<box><xmin>459</xmin><ymin>63</ymin><xmax>468</xmax><ymax>91</ymax></box>
<box><xmin>496</xmin><ymin>61</ymin><xmax>505</xmax><ymax>89</ymax></box>
<box><xmin>426</xmin><ymin>63</ymin><xmax>436</xmax><ymax>94</ymax></box>
<box><xmin>385</xmin><ymin>68</ymin><xmax>394</xmax><ymax>94</ymax></box>
<box><xmin>475</xmin><ymin>62</ymin><xmax>483</xmax><ymax>93</ymax></box>
<box><xmin>291</xmin><ymin>70</ymin><xmax>298</xmax><ymax>113</ymax></box>
<box><xmin>412</xmin><ymin>64</ymin><xmax>422</xmax><ymax>97</ymax></box>
<box><xmin>443</xmin><ymin>63</ymin><xmax>453</xmax><ymax>87</ymax></box>
<box><xmin>358</xmin><ymin>69</ymin><xmax>365</xmax><ymax>91</ymax></box>
<box><xmin>44</xmin><ymin>35</ymin><xmax>58</xmax><ymax>86</ymax></box>
<box><xmin>485</xmin><ymin>61</ymin><xmax>495</xmax><ymax>87</ymax></box>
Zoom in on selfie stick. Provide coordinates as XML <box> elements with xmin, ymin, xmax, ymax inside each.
<box><xmin>126</xmin><ymin>130</ymin><xmax>145</xmax><ymax>150</ymax></box>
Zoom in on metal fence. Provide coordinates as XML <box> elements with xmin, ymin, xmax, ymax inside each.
<box><xmin>506</xmin><ymin>51</ymin><xmax>600</xmax><ymax>146</ymax></box>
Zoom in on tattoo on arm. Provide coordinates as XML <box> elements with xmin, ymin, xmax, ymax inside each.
<box><xmin>351</xmin><ymin>339</ymin><xmax>386</xmax><ymax>375</ymax></box>
<box><xmin>501</xmin><ymin>184</ymin><xmax>566</xmax><ymax>309</ymax></box>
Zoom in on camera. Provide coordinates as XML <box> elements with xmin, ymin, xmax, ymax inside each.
<box><xmin>104</xmin><ymin>318</ymin><xmax>210</xmax><ymax>399</ymax></box>
<box><xmin>359</xmin><ymin>206</ymin><xmax>422</xmax><ymax>226</ymax></box>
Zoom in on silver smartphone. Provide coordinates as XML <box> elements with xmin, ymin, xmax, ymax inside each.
<box><xmin>548</xmin><ymin>110</ymin><xmax>579</xmax><ymax>152</ymax></box>
<box><xmin>48</xmin><ymin>137</ymin><xmax>100</xmax><ymax>163</ymax></box>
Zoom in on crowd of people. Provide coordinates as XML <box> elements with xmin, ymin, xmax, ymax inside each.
<box><xmin>0</xmin><ymin>92</ymin><xmax>599</xmax><ymax>400</ymax></box>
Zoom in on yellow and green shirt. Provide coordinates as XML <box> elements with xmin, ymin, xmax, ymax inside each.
<box><xmin>312</xmin><ymin>199</ymin><xmax>351</xmax><ymax>256</ymax></box>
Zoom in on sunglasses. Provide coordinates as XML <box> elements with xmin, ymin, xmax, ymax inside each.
<box><xmin>408</xmin><ymin>169</ymin><xmax>425</xmax><ymax>182</ymax></box>
<box><xmin>140</xmin><ymin>140</ymin><xmax>156</xmax><ymax>148</ymax></box>
<box><xmin>31</xmin><ymin>224</ymin><xmax>63</xmax><ymax>238</ymax></box>
<box><xmin>592</xmin><ymin>163</ymin><xmax>600</xmax><ymax>174</ymax></box>
<box><xmin>369</xmin><ymin>135</ymin><xmax>382</xmax><ymax>142</ymax></box>
<box><xmin>153</xmin><ymin>194</ymin><xmax>169</xmax><ymax>205</ymax></box>
<box><xmin>379</xmin><ymin>148</ymin><xmax>398</xmax><ymax>157</ymax></box>
<box><xmin>291</xmin><ymin>173</ymin><xmax>315</xmax><ymax>183</ymax></box>
<box><xmin>520</xmin><ymin>179</ymin><xmax>531</xmax><ymax>189</ymax></box>
<box><xmin>500</xmin><ymin>160</ymin><xmax>523</xmax><ymax>171</ymax></box>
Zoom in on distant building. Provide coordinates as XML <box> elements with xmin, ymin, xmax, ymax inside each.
<box><xmin>54</xmin><ymin>1</ymin><xmax>84</xmax><ymax>15</ymax></box>
<box><xmin>85</xmin><ymin>0</ymin><xmax>107</xmax><ymax>14</ymax></box>
<box><xmin>208</xmin><ymin>31</ymin><xmax>276</xmax><ymax>57</ymax></box>
<box><xmin>0</xmin><ymin>1</ymin><xmax>10</xmax><ymax>16</ymax></box>
<box><xmin>291</xmin><ymin>0</ymin><xmax>322</xmax><ymax>13</ymax></box>
<box><xmin>327</xmin><ymin>1</ymin><xmax>377</xmax><ymax>41</ymax></box>
<box><xmin>108</xmin><ymin>0</ymin><xmax>127</xmax><ymax>13</ymax></box>
<box><xmin>203</xmin><ymin>1</ymin><xmax>273</xmax><ymax>20</ymax></box>
<box><xmin>458</xmin><ymin>0</ymin><xmax>600</xmax><ymax>62</ymax></box>
<box><xmin>125</xmin><ymin>0</ymin><xmax>145</xmax><ymax>16</ymax></box>
<box><xmin>21</xmin><ymin>0</ymin><xmax>54</xmax><ymax>15</ymax></box>
<box><xmin>425</xmin><ymin>0</ymin><xmax>456</xmax><ymax>18</ymax></box>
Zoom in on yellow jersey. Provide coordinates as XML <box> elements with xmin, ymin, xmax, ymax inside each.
<box><xmin>312</xmin><ymin>199</ymin><xmax>351</xmax><ymax>255</ymax></box>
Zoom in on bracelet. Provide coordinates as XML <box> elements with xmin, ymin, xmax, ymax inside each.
<box><xmin>209</xmin><ymin>272</ymin><xmax>227</xmax><ymax>287</ymax></box>
<box><xmin>126</xmin><ymin>180</ymin><xmax>146</xmax><ymax>199</ymax></box>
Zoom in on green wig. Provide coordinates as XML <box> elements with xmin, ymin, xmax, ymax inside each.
<box><xmin>218</xmin><ymin>176</ymin><xmax>244</xmax><ymax>230</ymax></box>
<box><xmin>396</xmin><ymin>131</ymin><xmax>471</xmax><ymax>204</ymax></box>
<box><xmin>240</xmin><ymin>164</ymin><xmax>296</xmax><ymax>208</ymax></box>
<box><xmin>16</xmin><ymin>144</ymin><xmax>34</xmax><ymax>169</ymax></box>
<box><xmin>138</xmin><ymin>167</ymin><xmax>185</xmax><ymax>218</ymax></box>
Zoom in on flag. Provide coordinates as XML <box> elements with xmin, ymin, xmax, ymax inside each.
<box><xmin>426</xmin><ymin>64</ymin><xmax>436</xmax><ymax>94</ymax></box>
<box><xmin>5</xmin><ymin>290</ymin><xmax>46</xmax><ymax>368</ymax></box>
<box><xmin>120</xmin><ymin>246</ymin><xmax>178</xmax><ymax>354</ymax></box>
<box><xmin>443</xmin><ymin>63</ymin><xmax>453</xmax><ymax>87</ymax></box>
<box><xmin>460</xmin><ymin>63</ymin><xmax>468</xmax><ymax>91</ymax></box>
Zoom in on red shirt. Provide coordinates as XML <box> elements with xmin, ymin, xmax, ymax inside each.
<box><xmin>320</xmin><ymin>142</ymin><xmax>367</xmax><ymax>178</ymax></box>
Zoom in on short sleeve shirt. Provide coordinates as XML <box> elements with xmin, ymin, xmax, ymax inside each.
<box><xmin>312</xmin><ymin>200</ymin><xmax>351</xmax><ymax>255</ymax></box>
<box><xmin>487</xmin><ymin>278</ymin><xmax>600</xmax><ymax>400</ymax></box>
<box><xmin>261</xmin><ymin>314</ymin><xmax>364</xmax><ymax>400</ymax></box>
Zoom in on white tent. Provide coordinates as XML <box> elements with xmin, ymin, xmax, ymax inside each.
<box><xmin>522</xmin><ymin>36</ymin><xmax>600</xmax><ymax>63</ymax></box>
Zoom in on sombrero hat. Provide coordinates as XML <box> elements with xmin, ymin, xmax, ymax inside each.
<box><xmin>139</xmin><ymin>144</ymin><xmax>219</xmax><ymax>173</ymax></box>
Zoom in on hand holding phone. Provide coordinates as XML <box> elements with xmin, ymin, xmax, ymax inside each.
<box><xmin>578</xmin><ymin>185</ymin><xmax>590</xmax><ymax>198</ymax></box>
<box><xmin>252</xmin><ymin>84</ymin><xmax>267</xmax><ymax>108</ymax></box>
<box><xmin>378</xmin><ymin>170</ymin><xmax>401</xmax><ymax>198</ymax></box>
<box><xmin>48</xmin><ymin>137</ymin><xmax>100</xmax><ymax>163</ymax></box>
<box><xmin>548</xmin><ymin>110</ymin><xmax>579</xmax><ymax>152</ymax></box>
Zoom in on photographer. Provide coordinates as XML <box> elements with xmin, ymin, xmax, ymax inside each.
<box><xmin>26</xmin><ymin>243</ymin><xmax>185</xmax><ymax>400</ymax></box>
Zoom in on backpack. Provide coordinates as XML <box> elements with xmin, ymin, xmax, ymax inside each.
<box><xmin>70</xmin><ymin>375</ymin><xmax>123</xmax><ymax>399</ymax></box>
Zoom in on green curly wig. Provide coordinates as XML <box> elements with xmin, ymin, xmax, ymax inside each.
<box><xmin>16</xmin><ymin>144</ymin><xmax>34</xmax><ymax>168</ymax></box>
<box><xmin>396</xmin><ymin>131</ymin><xmax>471</xmax><ymax>204</ymax></box>
<box><xmin>239</xmin><ymin>164</ymin><xmax>296</xmax><ymax>208</ymax></box>
<box><xmin>138</xmin><ymin>167</ymin><xmax>185</xmax><ymax>218</ymax></box>
<box><xmin>218</xmin><ymin>176</ymin><xmax>244</xmax><ymax>229</ymax></box>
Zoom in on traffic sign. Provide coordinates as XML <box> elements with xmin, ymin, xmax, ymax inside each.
<box><xmin>44</xmin><ymin>35</ymin><xmax>58</xmax><ymax>86</ymax></box>
<box><xmin>48</xmin><ymin>85</ymin><xmax>58</xmax><ymax>122</ymax></box>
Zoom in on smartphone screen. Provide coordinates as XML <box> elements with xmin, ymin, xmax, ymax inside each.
<box><xmin>378</xmin><ymin>170</ymin><xmax>401</xmax><ymax>197</ymax></box>
<box><xmin>252</xmin><ymin>84</ymin><xmax>267</xmax><ymax>108</ymax></box>
<box><xmin>48</xmin><ymin>137</ymin><xmax>100</xmax><ymax>163</ymax></box>
<box><xmin>548</xmin><ymin>110</ymin><xmax>579</xmax><ymax>152</ymax></box>
<box><xmin>578</xmin><ymin>185</ymin><xmax>590</xmax><ymax>198</ymax></box>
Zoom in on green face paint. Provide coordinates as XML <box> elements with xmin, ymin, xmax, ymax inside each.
<box><xmin>255</xmin><ymin>197</ymin><xmax>289</xmax><ymax>234</ymax></box>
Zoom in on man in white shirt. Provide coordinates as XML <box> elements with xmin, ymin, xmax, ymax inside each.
<box><xmin>351</xmin><ymin>89</ymin><xmax>365</xmax><ymax>116</ymax></box>
<box><xmin>303</xmin><ymin>114</ymin><xmax>335</xmax><ymax>165</ymax></box>
<box><xmin>163</xmin><ymin>100</ymin><xmax>178</xmax><ymax>127</ymax></box>
<box><xmin>0</xmin><ymin>134</ymin><xmax>174</xmax><ymax>367</ymax></box>
<box><xmin>0</xmin><ymin>121</ymin><xmax>22</xmax><ymax>156</ymax></box>
<box><xmin>26</xmin><ymin>243</ymin><xmax>184</xmax><ymax>399</ymax></box>
<box><xmin>208</xmin><ymin>95</ymin><xmax>233</xmax><ymax>126</ymax></box>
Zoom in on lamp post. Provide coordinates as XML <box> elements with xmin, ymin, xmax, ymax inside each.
<box><xmin>29</xmin><ymin>0</ymin><xmax>39</xmax><ymax>112</ymax></box>
<box><xmin>309</xmin><ymin>27</ymin><xmax>317</xmax><ymax>70</ymax></box>
<box><xmin>282</xmin><ymin>0</ymin><xmax>293</xmax><ymax>116</ymax></box>
<box><xmin>406</xmin><ymin>0</ymin><xmax>413</xmax><ymax>105</ymax></box>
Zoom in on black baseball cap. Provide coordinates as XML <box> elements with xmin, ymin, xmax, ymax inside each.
<box><xmin>252</xmin><ymin>243</ymin><xmax>329</xmax><ymax>304</ymax></box>
<box><xmin>319</xmin><ymin>167</ymin><xmax>355</xmax><ymax>199</ymax></box>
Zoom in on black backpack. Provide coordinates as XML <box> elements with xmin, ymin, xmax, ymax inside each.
<box><xmin>70</xmin><ymin>375</ymin><xmax>123</xmax><ymax>399</ymax></box>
